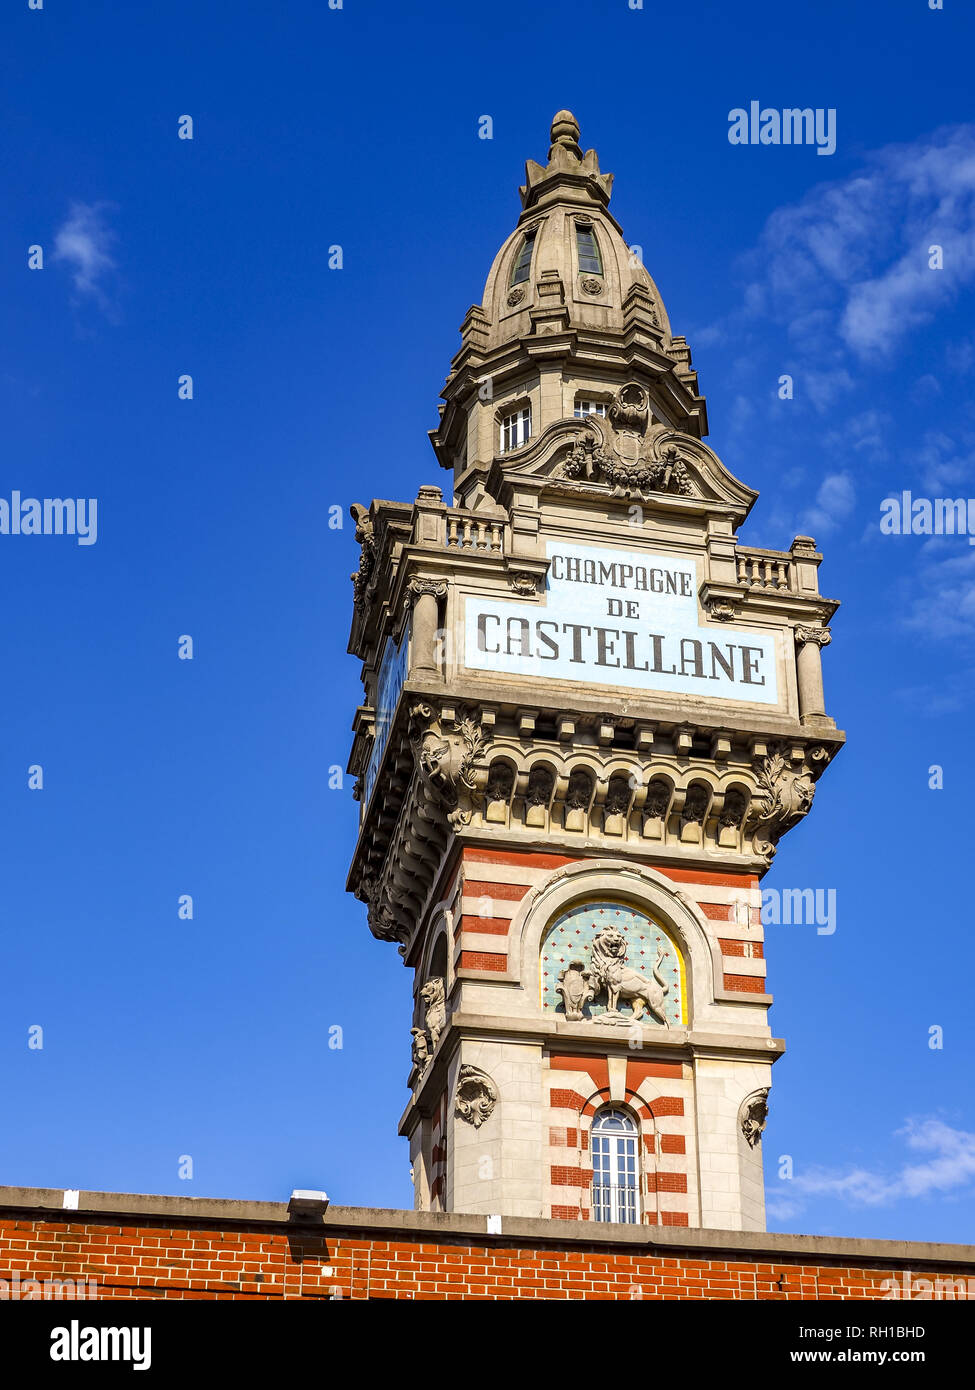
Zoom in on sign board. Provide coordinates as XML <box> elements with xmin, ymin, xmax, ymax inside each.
<box><xmin>463</xmin><ymin>540</ymin><xmax>778</xmax><ymax>705</ymax></box>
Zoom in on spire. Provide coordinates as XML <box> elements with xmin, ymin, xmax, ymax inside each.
<box><xmin>519</xmin><ymin>110</ymin><xmax>614</xmax><ymax>213</ymax></box>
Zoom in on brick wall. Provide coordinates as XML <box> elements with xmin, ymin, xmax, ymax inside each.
<box><xmin>1</xmin><ymin>1189</ymin><xmax>972</xmax><ymax>1301</ymax></box>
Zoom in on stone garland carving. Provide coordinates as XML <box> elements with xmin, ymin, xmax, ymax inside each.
<box><xmin>681</xmin><ymin>784</ymin><xmax>710</xmax><ymax>828</ymax></box>
<box><xmin>349</xmin><ymin>503</ymin><xmax>376</xmax><ymax>610</ymax></box>
<box><xmin>454</xmin><ymin>1065</ymin><xmax>498</xmax><ymax>1128</ymax></box>
<box><xmin>741</xmin><ymin>1089</ymin><xmax>770</xmax><ymax>1148</ymax></box>
<box><xmin>561</xmin><ymin>384</ymin><xmax>695</xmax><ymax>500</ymax></box>
<box><xmin>588</xmin><ymin>927</ymin><xmax>670</xmax><ymax>1027</ymax></box>
<box><xmin>525</xmin><ymin>765</ymin><xmax>555</xmax><ymax>808</ymax></box>
<box><xmin>486</xmin><ymin>762</ymin><xmax>515</xmax><ymax>804</ymax></box>
<box><xmin>409</xmin><ymin>702</ymin><xmax>485</xmax><ymax>828</ymax></box>
<box><xmin>565</xmin><ymin>768</ymin><xmax>594</xmax><ymax>812</ymax></box>
<box><xmin>720</xmin><ymin>789</ymin><xmax>747</xmax><ymax>830</ymax></box>
<box><xmin>745</xmin><ymin>747</ymin><xmax>816</xmax><ymax>863</ymax></box>
<box><xmin>603</xmin><ymin>776</ymin><xmax>632</xmax><ymax>817</ymax></box>
<box><xmin>643</xmin><ymin>779</ymin><xmax>671</xmax><ymax>822</ymax></box>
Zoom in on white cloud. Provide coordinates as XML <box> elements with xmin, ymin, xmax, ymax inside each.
<box><xmin>52</xmin><ymin>201</ymin><xmax>118</xmax><ymax>310</ymax></box>
<box><xmin>725</xmin><ymin>126</ymin><xmax>975</xmax><ymax>363</ymax></box>
<box><xmin>770</xmin><ymin>1118</ymin><xmax>975</xmax><ymax>1217</ymax></box>
<box><xmin>902</xmin><ymin>546</ymin><xmax>975</xmax><ymax>638</ymax></box>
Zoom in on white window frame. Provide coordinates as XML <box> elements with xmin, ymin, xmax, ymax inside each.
<box><xmin>590</xmin><ymin>1108</ymin><xmax>640</xmax><ymax>1224</ymax></box>
<box><xmin>499</xmin><ymin>405</ymin><xmax>531</xmax><ymax>453</ymax></box>
<box><xmin>574</xmin><ymin>399</ymin><xmax>607</xmax><ymax>419</ymax></box>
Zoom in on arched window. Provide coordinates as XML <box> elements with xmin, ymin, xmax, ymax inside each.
<box><xmin>591</xmin><ymin>1108</ymin><xmax>640</xmax><ymax>1224</ymax></box>
<box><xmin>576</xmin><ymin>222</ymin><xmax>603</xmax><ymax>276</ymax></box>
<box><xmin>510</xmin><ymin>228</ymin><xmax>537</xmax><ymax>286</ymax></box>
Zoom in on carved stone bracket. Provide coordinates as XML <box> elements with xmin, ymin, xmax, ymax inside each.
<box><xmin>454</xmin><ymin>1065</ymin><xmax>498</xmax><ymax>1128</ymax></box>
<box><xmin>745</xmin><ymin>745</ymin><xmax>816</xmax><ymax>863</ymax></box>
<box><xmin>741</xmin><ymin>1088</ymin><xmax>770</xmax><ymax>1148</ymax></box>
<box><xmin>507</xmin><ymin>571</ymin><xmax>539</xmax><ymax>596</ymax></box>
<box><xmin>706</xmin><ymin>596</ymin><xmax>739</xmax><ymax>622</ymax></box>
<box><xmin>409</xmin><ymin>702</ymin><xmax>486</xmax><ymax>828</ymax></box>
<box><xmin>354</xmin><ymin>873</ymin><xmax>411</xmax><ymax>954</ymax></box>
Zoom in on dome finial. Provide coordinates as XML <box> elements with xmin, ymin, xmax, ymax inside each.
<box><xmin>549</xmin><ymin>109</ymin><xmax>582</xmax><ymax>161</ymax></box>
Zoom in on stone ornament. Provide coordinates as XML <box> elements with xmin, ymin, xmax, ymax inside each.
<box><xmin>555</xmin><ymin>961</ymin><xmax>594</xmax><ymax>1020</ymax></box>
<box><xmin>409</xmin><ymin>702</ymin><xmax>485</xmax><ymax>828</ymax></box>
<box><xmin>354</xmin><ymin>873</ymin><xmax>411</xmax><ymax>953</ymax></box>
<box><xmin>741</xmin><ymin>1089</ymin><xmax>770</xmax><ymax>1148</ymax></box>
<box><xmin>403</xmin><ymin>577</ymin><xmax>448</xmax><ymax>611</ymax></box>
<box><xmin>507</xmin><ymin>571</ymin><xmax>538</xmax><ymax>595</ymax></box>
<box><xmin>349</xmin><ymin>503</ymin><xmax>376</xmax><ymax>611</ymax></box>
<box><xmin>706</xmin><ymin>597</ymin><xmax>738</xmax><ymax>622</ymax></box>
<box><xmin>561</xmin><ymin>384</ymin><xmax>695</xmax><ymax>500</ymax></box>
<box><xmin>588</xmin><ymin>926</ymin><xmax>670</xmax><ymax>1027</ymax></box>
<box><xmin>506</xmin><ymin>287</ymin><xmax>526</xmax><ymax>306</ymax></box>
<box><xmin>419</xmin><ymin>977</ymin><xmax>447</xmax><ymax>1050</ymax></box>
<box><xmin>410</xmin><ymin>1027</ymin><xmax>431</xmax><ymax>1072</ymax></box>
<box><xmin>454</xmin><ymin>1065</ymin><xmax>498</xmax><ymax>1128</ymax></box>
<box><xmin>794</xmin><ymin>624</ymin><xmax>832</xmax><ymax>649</ymax></box>
<box><xmin>580</xmin><ymin>276</ymin><xmax>603</xmax><ymax>295</ymax></box>
<box><xmin>542</xmin><ymin>902</ymin><xmax>683</xmax><ymax>1026</ymax></box>
<box><xmin>746</xmin><ymin>746</ymin><xmax>816</xmax><ymax>863</ymax></box>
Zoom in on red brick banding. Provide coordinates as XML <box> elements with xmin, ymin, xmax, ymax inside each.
<box><xmin>722</xmin><ymin>974</ymin><xmax>765</xmax><ymax>993</ymax></box>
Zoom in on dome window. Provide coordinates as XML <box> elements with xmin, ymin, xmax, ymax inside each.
<box><xmin>574</xmin><ymin>398</ymin><xmax>606</xmax><ymax>419</ymax></box>
<box><xmin>499</xmin><ymin>406</ymin><xmax>531</xmax><ymax>453</ymax></box>
<box><xmin>576</xmin><ymin>222</ymin><xmax>603</xmax><ymax>276</ymax></box>
<box><xmin>509</xmin><ymin>228</ymin><xmax>538</xmax><ymax>287</ymax></box>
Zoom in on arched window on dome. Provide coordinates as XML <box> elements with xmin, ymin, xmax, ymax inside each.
<box><xmin>510</xmin><ymin>228</ymin><xmax>537</xmax><ymax>286</ymax></box>
<box><xmin>591</xmin><ymin>1107</ymin><xmax>640</xmax><ymax>1224</ymax></box>
<box><xmin>575</xmin><ymin>222</ymin><xmax>603</xmax><ymax>276</ymax></box>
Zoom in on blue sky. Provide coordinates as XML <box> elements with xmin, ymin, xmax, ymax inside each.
<box><xmin>2</xmin><ymin>0</ymin><xmax>975</xmax><ymax>1244</ymax></box>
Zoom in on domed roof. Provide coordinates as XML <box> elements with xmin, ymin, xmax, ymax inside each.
<box><xmin>478</xmin><ymin>111</ymin><xmax>673</xmax><ymax>350</ymax></box>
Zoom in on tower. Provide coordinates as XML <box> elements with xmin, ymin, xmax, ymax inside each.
<box><xmin>346</xmin><ymin>112</ymin><xmax>842</xmax><ymax>1231</ymax></box>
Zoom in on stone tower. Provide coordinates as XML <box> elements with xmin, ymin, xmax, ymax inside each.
<box><xmin>346</xmin><ymin>112</ymin><xmax>842</xmax><ymax>1231</ymax></box>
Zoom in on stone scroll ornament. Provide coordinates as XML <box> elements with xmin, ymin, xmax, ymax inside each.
<box><xmin>561</xmin><ymin>383</ymin><xmax>694</xmax><ymax>500</ymax></box>
<box><xmin>745</xmin><ymin>746</ymin><xmax>819</xmax><ymax>863</ymax></box>
<box><xmin>408</xmin><ymin>702</ymin><xmax>486</xmax><ymax>828</ymax></box>
<box><xmin>454</xmin><ymin>1065</ymin><xmax>498</xmax><ymax>1128</ymax></box>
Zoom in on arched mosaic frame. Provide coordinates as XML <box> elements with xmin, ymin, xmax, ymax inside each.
<box><xmin>540</xmin><ymin>898</ymin><xmax>687</xmax><ymax>1027</ymax></box>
